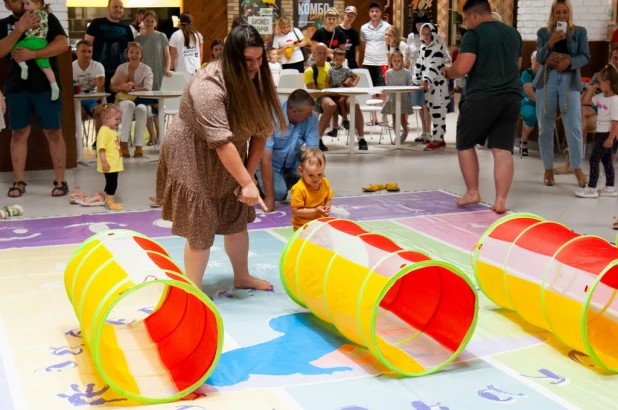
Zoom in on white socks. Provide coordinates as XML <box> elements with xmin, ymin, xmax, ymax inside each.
<box><xmin>50</xmin><ymin>82</ymin><xmax>59</xmax><ymax>101</ymax></box>
<box><xmin>18</xmin><ymin>61</ymin><xmax>28</xmax><ymax>80</ymax></box>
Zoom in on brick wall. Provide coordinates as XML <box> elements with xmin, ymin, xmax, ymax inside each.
<box><xmin>517</xmin><ymin>0</ymin><xmax>611</xmax><ymax>41</ymax></box>
<box><xmin>228</xmin><ymin>0</ymin><xmax>345</xmax><ymax>33</ymax></box>
<box><xmin>0</xmin><ymin>0</ymin><xmax>69</xmax><ymax>36</ymax></box>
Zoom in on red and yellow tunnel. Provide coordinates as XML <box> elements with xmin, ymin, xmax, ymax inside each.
<box><xmin>473</xmin><ymin>213</ymin><xmax>618</xmax><ymax>372</ymax></box>
<box><xmin>64</xmin><ymin>230</ymin><xmax>223</xmax><ymax>404</ymax></box>
<box><xmin>279</xmin><ymin>218</ymin><xmax>478</xmax><ymax>376</ymax></box>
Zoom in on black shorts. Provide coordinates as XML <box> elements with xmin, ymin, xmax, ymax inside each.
<box><xmin>315</xmin><ymin>96</ymin><xmax>336</xmax><ymax>114</ymax></box>
<box><xmin>365</xmin><ymin>65</ymin><xmax>385</xmax><ymax>87</ymax></box>
<box><xmin>456</xmin><ymin>93</ymin><xmax>521</xmax><ymax>153</ymax></box>
<box><xmin>6</xmin><ymin>91</ymin><xmax>62</xmax><ymax>130</ymax></box>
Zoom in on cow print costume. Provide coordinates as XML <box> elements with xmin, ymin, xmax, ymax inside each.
<box><xmin>412</xmin><ymin>23</ymin><xmax>450</xmax><ymax>142</ymax></box>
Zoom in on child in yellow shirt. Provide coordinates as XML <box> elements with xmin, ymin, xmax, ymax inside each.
<box><xmin>290</xmin><ymin>148</ymin><xmax>333</xmax><ymax>231</ymax></box>
<box><xmin>96</xmin><ymin>104</ymin><xmax>124</xmax><ymax>211</ymax></box>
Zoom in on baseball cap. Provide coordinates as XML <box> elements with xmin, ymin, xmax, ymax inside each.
<box><xmin>369</xmin><ymin>2</ymin><xmax>382</xmax><ymax>10</ymax></box>
<box><xmin>344</xmin><ymin>6</ymin><xmax>358</xmax><ymax>15</ymax></box>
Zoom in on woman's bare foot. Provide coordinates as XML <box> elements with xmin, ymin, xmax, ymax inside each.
<box><xmin>491</xmin><ymin>198</ymin><xmax>507</xmax><ymax>214</ymax></box>
<box><xmin>456</xmin><ymin>191</ymin><xmax>481</xmax><ymax>207</ymax></box>
<box><xmin>234</xmin><ymin>275</ymin><xmax>273</xmax><ymax>290</ymax></box>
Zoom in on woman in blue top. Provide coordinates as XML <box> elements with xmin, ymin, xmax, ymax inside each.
<box><xmin>520</xmin><ymin>51</ymin><xmax>539</xmax><ymax>157</ymax></box>
<box><xmin>534</xmin><ymin>0</ymin><xmax>589</xmax><ymax>187</ymax></box>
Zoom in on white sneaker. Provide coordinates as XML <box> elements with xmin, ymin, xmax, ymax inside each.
<box><xmin>575</xmin><ymin>187</ymin><xmax>599</xmax><ymax>198</ymax></box>
<box><xmin>599</xmin><ymin>187</ymin><xmax>618</xmax><ymax>197</ymax></box>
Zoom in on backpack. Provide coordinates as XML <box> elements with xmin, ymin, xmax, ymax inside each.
<box><xmin>312</xmin><ymin>64</ymin><xmax>319</xmax><ymax>88</ymax></box>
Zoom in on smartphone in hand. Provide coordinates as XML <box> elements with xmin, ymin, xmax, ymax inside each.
<box><xmin>556</xmin><ymin>21</ymin><xmax>567</xmax><ymax>32</ymax></box>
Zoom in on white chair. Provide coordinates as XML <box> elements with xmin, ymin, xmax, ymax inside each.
<box><xmin>161</xmin><ymin>72</ymin><xmax>191</xmax><ymax>125</ymax></box>
<box><xmin>278</xmin><ymin>72</ymin><xmax>305</xmax><ymax>89</ymax></box>
<box><xmin>352</xmin><ymin>68</ymin><xmax>383</xmax><ymax>140</ymax></box>
<box><xmin>277</xmin><ymin>73</ymin><xmax>306</xmax><ymax>104</ymax></box>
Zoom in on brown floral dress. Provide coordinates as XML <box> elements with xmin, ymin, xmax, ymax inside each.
<box><xmin>156</xmin><ymin>61</ymin><xmax>255</xmax><ymax>250</ymax></box>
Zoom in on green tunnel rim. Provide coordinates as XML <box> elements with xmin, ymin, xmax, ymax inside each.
<box><xmin>538</xmin><ymin>234</ymin><xmax>618</xmax><ymax>373</ymax></box>
<box><xmin>278</xmin><ymin>220</ymin><xmax>319</xmax><ymax>308</ymax></box>
<box><xmin>75</xmin><ymin>249</ymin><xmax>176</xmax><ymax>326</ymax></box>
<box><xmin>321</xmin><ymin>231</ymin><xmax>422</xmax><ymax>327</ymax></box>
<box><xmin>472</xmin><ymin>213</ymin><xmax>545</xmax><ymax>308</ymax></box>
<box><xmin>581</xmin><ymin>259</ymin><xmax>618</xmax><ymax>373</ymax></box>
<box><xmin>364</xmin><ymin>259</ymin><xmax>478</xmax><ymax>376</ymax></box>
<box><xmin>90</xmin><ymin>275</ymin><xmax>224</xmax><ymax>404</ymax></box>
<box><xmin>502</xmin><ymin>220</ymin><xmax>563</xmax><ymax>322</ymax></box>
<box><xmin>67</xmin><ymin>230</ymin><xmax>150</xmax><ymax>304</ymax></box>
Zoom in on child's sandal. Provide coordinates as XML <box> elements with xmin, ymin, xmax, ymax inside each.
<box><xmin>69</xmin><ymin>186</ymin><xmax>88</xmax><ymax>204</ymax></box>
<box><xmin>613</xmin><ymin>217</ymin><xmax>618</xmax><ymax>230</ymax></box>
<box><xmin>79</xmin><ymin>192</ymin><xmax>106</xmax><ymax>207</ymax></box>
<box><xmin>386</xmin><ymin>183</ymin><xmax>400</xmax><ymax>192</ymax></box>
<box><xmin>106</xmin><ymin>201</ymin><xmax>123</xmax><ymax>211</ymax></box>
<box><xmin>362</xmin><ymin>184</ymin><xmax>386</xmax><ymax>192</ymax></box>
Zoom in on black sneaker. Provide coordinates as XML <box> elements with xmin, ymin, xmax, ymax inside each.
<box><xmin>520</xmin><ymin>142</ymin><xmax>529</xmax><ymax>157</ymax></box>
<box><xmin>326</xmin><ymin>129</ymin><xmax>338</xmax><ymax>138</ymax></box>
<box><xmin>319</xmin><ymin>139</ymin><xmax>329</xmax><ymax>152</ymax></box>
<box><xmin>359</xmin><ymin>138</ymin><xmax>368</xmax><ymax>150</ymax></box>
<box><xmin>342</xmin><ymin>120</ymin><xmax>350</xmax><ymax>130</ymax></box>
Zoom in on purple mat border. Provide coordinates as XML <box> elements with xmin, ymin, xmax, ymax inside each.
<box><xmin>0</xmin><ymin>190</ymin><xmax>489</xmax><ymax>250</ymax></box>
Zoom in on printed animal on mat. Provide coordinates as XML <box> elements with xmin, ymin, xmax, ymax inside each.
<box><xmin>206</xmin><ymin>313</ymin><xmax>352</xmax><ymax>386</ymax></box>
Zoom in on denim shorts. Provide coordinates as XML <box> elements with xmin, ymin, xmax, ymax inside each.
<box><xmin>411</xmin><ymin>89</ymin><xmax>425</xmax><ymax>106</ymax></box>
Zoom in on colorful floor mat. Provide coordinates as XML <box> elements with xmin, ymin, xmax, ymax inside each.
<box><xmin>0</xmin><ymin>190</ymin><xmax>615</xmax><ymax>410</ymax></box>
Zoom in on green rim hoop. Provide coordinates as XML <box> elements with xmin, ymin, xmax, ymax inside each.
<box><xmin>90</xmin><ymin>275</ymin><xmax>224</xmax><ymax>404</ymax></box>
<box><xmin>364</xmin><ymin>260</ymin><xmax>478</xmax><ymax>376</ymax></box>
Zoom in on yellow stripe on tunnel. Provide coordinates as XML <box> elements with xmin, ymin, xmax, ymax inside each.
<box><xmin>476</xmin><ymin>261</ymin><xmax>513</xmax><ymax>309</ymax></box>
<box><xmin>98</xmin><ymin>324</ymin><xmax>140</xmax><ymax>396</ymax></box>
<box><xmin>297</xmin><ymin>241</ymin><xmax>336</xmax><ymax>323</ymax></box>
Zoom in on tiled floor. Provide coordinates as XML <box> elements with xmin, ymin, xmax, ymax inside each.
<box><xmin>0</xmin><ymin>108</ymin><xmax>615</xmax><ymax>242</ymax></box>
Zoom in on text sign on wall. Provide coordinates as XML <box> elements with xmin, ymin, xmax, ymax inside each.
<box><xmin>240</xmin><ymin>0</ymin><xmax>281</xmax><ymax>35</ymax></box>
<box><xmin>294</xmin><ymin>0</ymin><xmax>333</xmax><ymax>39</ymax></box>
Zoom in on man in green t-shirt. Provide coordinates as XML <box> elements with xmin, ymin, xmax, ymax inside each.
<box><xmin>445</xmin><ymin>0</ymin><xmax>522</xmax><ymax>214</ymax></box>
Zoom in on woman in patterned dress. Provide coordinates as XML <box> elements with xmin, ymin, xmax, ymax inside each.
<box><xmin>156</xmin><ymin>25</ymin><xmax>286</xmax><ymax>290</ymax></box>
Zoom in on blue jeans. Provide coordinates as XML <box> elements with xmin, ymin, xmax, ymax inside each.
<box><xmin>535</xmin><ymin>70</ymin><xmax>583</xmax><ymax>170</ymax></box>
<box><xmin>256</xmin><ymin>165</ymin><xmax>301</xmax><ymax>201</ymax></box>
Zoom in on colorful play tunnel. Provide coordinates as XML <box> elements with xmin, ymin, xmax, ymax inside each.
<box><xmin>64</xmin><ymin>230</ymin><xmax>223</xmax><ymax>404</ymax></box>
<box><xmin>473</xmin><ymin>213</ymin><xmax>618</xmax><ymax>372</ymax></box>
<box><xmin>279</xmin><ymin>218</ymin><xmax>478</xmax><ymax>376</ymax></box>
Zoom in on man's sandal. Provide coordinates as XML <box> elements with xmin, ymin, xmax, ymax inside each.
<box><xmin>7</xmin><ymin>181</ymin><xmax>26</xmax><ymax>198</ymax></box>
<box><xmin>52</xmin><ymin>181</ymin><xmax>69</xmax><ymax>197</ymax></box>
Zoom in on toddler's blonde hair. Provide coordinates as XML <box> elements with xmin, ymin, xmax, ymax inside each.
<box><xmin>300</xmin><ymin>148</ymin><xmax>326</xmax><ymax>168</ymax></box>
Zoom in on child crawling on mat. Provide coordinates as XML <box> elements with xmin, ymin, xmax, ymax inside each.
<box><xmin>290</xmin><ymin>148</ymin><xmax>333</xmax><ymax>231</ymax></box>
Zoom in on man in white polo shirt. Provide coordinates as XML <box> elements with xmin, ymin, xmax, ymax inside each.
<box><xmin>360</xmin><ymin>2</ymin><xmax>390</xmax><ymax>87</ymax></box>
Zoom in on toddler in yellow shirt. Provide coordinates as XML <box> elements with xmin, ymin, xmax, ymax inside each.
<box><xmin>96</xmin><ymin>104</ymin><xmax>124</xmax><ymax>211</ymax></box>
<box><xmin>290</xmin><ymin>148</ymin><xmax>333</xmax><ymax>231</ymax></box>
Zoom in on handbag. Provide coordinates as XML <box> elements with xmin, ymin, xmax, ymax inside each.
<box><xmin>115</xmin><ymin>92</ymin><xmax>137</xmax><ymax>103</ymax></box>
<box><xmin>292</xmin><ymin>28</ymin><xmax>310</xmax><ymax>62</ymax></box>
<box><xmin>543</xmin><ymin>51</ymin><xmax>572</xmax><ymax>120</ymax></box>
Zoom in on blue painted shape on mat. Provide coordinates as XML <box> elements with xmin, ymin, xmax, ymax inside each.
<box><xmin>50</xmin><ymin>345</ymin><xmax>84</xmax><ymax>356</ymax></box>
<box><xmin>285</xmin><ymin>358</ymin><xmax>567</xmax><ymax>410</ymax></box>
<box><xmin>206</xmin><ymin>313</ymin><xmax>352</xmax><ymax>387</ymax></box>
<box><xmin>35</xmin><ymin>360</ymin><xmax>77</xmax><ymax>373</ymax></box>
<box><xmin>521</xmin><ymin>369</ymin><xmax>567</xmax><ymax>385</ymax></box>
<box><xmin>477</xmin><ymin>385</ymin><xmax>527</xmax><ymax>403</ymax></box>
<box><xmin>411</xmin><ymin>402</ymin><xmax>450</xmax><ymax>410</ymax></box>
<box><xmin>57</xmin><ymin>384</ymin><xmax>127</xmax><ymax>406</ymax></box>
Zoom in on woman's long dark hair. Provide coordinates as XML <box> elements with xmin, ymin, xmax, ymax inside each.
<box><xmin>412</xmin><ymin>14</ymin><xmax>431</xmax><ymax>35</ymax></box>
<box><xmin>179</xmin><ymin>12</ymin><xmax>199</xmax><ymax>49</ymax></box>
<box><xmin>222</xmin><ymin>24</ymin><xmax>286</xmax><ymax>138</ymax></box>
